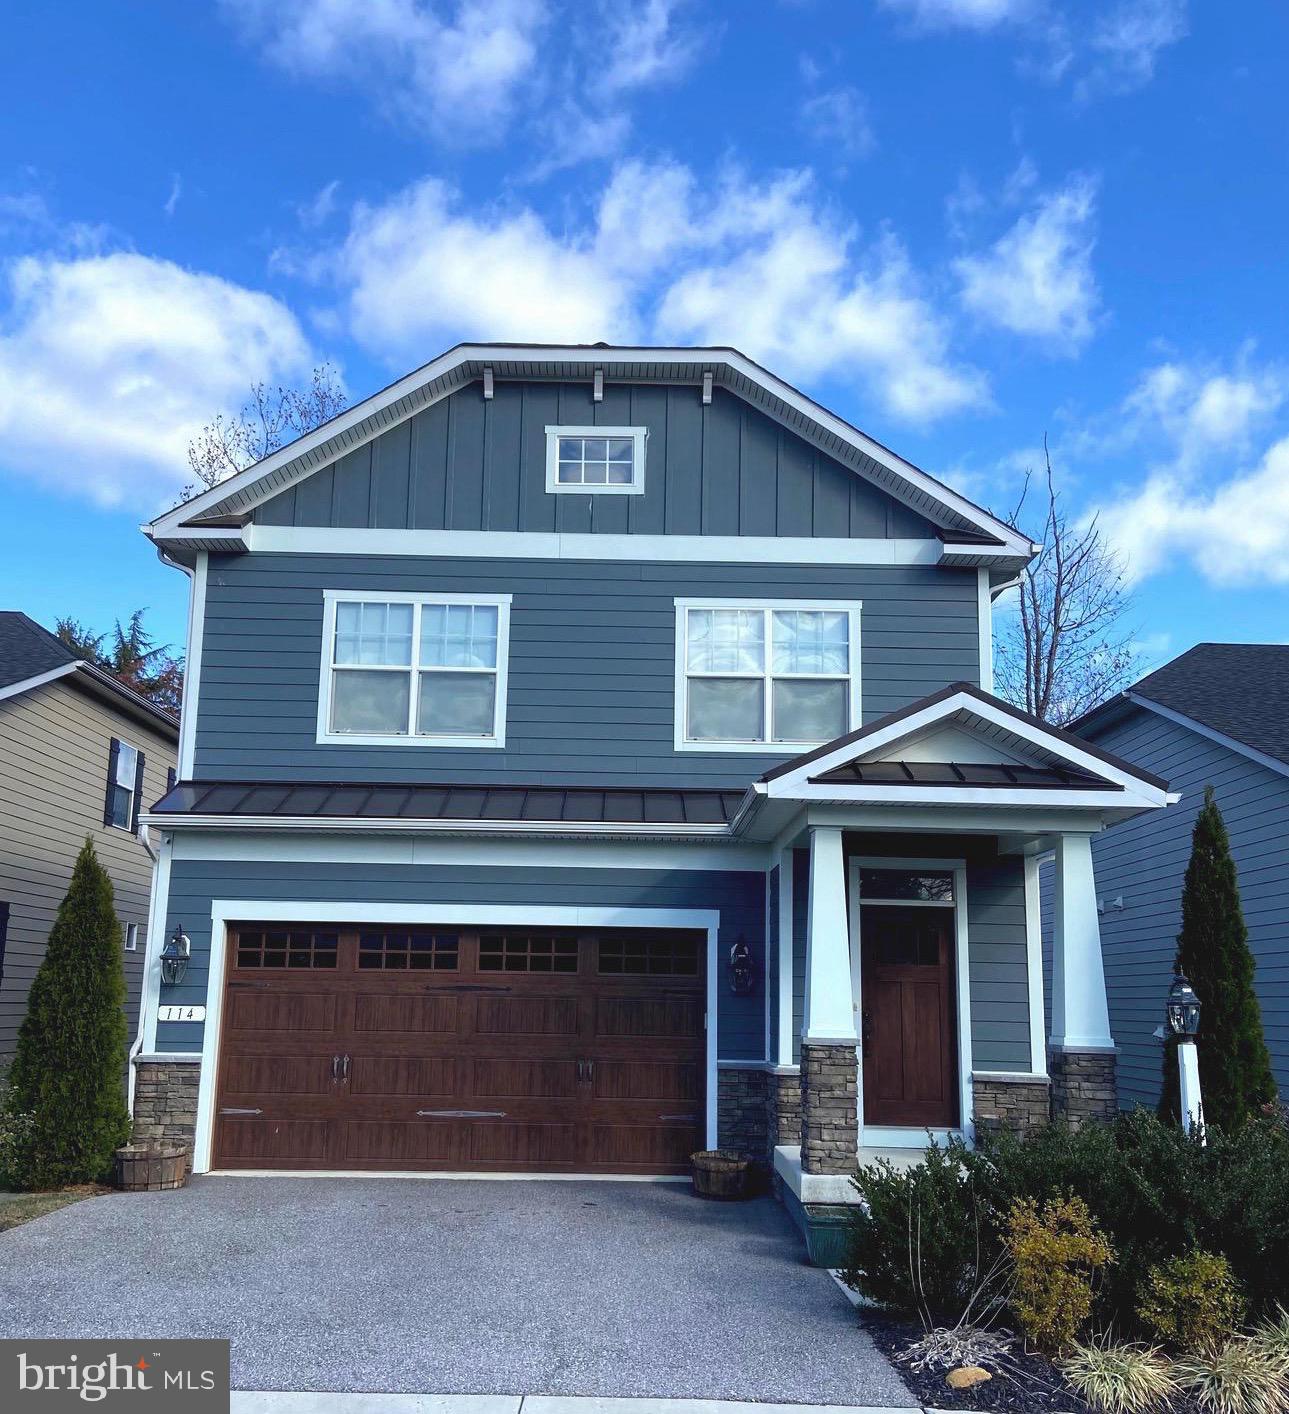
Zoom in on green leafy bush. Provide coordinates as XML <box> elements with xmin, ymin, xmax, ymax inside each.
<box><xmin>1138</xmin><ymin>1251</ymin><xmax>1245</xmax><ymax>1353</ymax></box>
<box><xmin>840</xmin><ymin>1137</ymin><xmax>1001</xmax><ymax>1325</ymax></box>
<box><xmin>1006</xmin><ymin>1193</ymin><xmax>1114</xmax><ymax>1352</ymax></box>
<box><xmin>1060</xmin><ymin>1337</ymin><xmax>1181</xmax><ymax>1414</ymax></box>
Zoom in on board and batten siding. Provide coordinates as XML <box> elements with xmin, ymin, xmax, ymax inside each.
<box><xmin>153</xmin><ymin>854</ymin><xmax>766</xmax><ymax>1059</ymax></box>
<box><xmin>0</xmin><ymin>676</ymin><xmax>175</xmax><ymax>1057</ymax></box>
<box><xmin>787</xmin><ymin>836</ymin><xmax>1032</xmax><ymax>1072</ymax></box>
<box><xmin>1041</xmin><ymin>707</ymin><xmax>1289</xmax><ymax>1109</ymax></box>
<box><xmin>193</xmin><ymin>552</ymin><xmax>981</xmax><ymax>788</ymax></box>
<box><xmin>253</xmin><ymin>381</ymin><xmax>941</xmax><ymax>540</ymax></box>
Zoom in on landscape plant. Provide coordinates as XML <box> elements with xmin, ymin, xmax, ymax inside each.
<box><xmin>1138</xmin><ymin>1251</ymin><xmax>1245</xmax><ymax>1354</ymax></box>
<box><xmin>1059</xmin><ymin>1337</ymin><xmax>1181</xmax><ymax>1414</ymax></box>
<box><xmin>1005</xmin><ymin>1193</ymin><xmax>1114</xmax><ymax>1352</ymax></box>
<box><xmin>5</xmin><ymin>840</ymin><xmax>130</xmax><ymax>1188</ymax></box>
<box><xmin>1178</xmin><ymin>1339</ymin><xmax>1287</xmax><ymax>1414</ymax></box>
<box><xmin>1160</xmin><ymin>787</ymin><xmax>1277</xmax><ymax>1131</ymax></box>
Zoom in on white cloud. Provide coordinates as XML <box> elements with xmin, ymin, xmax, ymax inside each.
<box><xmin>1122</xmin><ymin>359</ymin><xmax>1286</xmax><ymax>468</ymax></box>
<box><xmin>221</xmin><ymin>0</ymin><xmax>546</xmax><ymax>144</ymax></box>
<box><xmin>1099</xmin><ymin>436</ymin><xmax>1289</xmax><ymax>586</ymax></box>
<box><xmin>591</xmin><ymin>0</ymin><xmax>704</xmax><ymax>98</ymax></box>
<box><xmin>0</xmin><ymin>251</ymin><xmax>312</xmax><ymax>507</ymax></box>
<box><xmin>163</xmin><ymin>174</ymin><xmax>182</xmax><ymax>219</ymax></box>
<box><xmin>1083</xmin><ymin>0</ymin><xmax>1188</xmax><ymax>96</ymax></box>
<box><xmin>878</xmin><ymin>0</ymin><xmax>1037</xmax><ymax>30</ymax></box>
<box><xmin>799</xmin><ymin>87</ymin><xmax>876</xmax><ymax>162</ymax></box>
<box><xmin>954</xmin><ymin>175</ymin><xmax>1099</xmax><ymax>346</ymax></box>
<box><xmin>321</xmin><ymin>160</ymin><xmax>988</xmax><ymax>422</ymax></box>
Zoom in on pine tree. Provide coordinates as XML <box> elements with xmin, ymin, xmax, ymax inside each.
<box><xmin>1160</xmin><ymin>786</ymin><xmax>1277</xmax><ymax>1129</ymax></box>
<box><xmin>6</xmin><ymin>838</ymin><xmax>130</xmax><ymax>1187</ymax></box>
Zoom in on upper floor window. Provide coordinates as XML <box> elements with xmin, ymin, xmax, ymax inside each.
<box><xmin>104</xmin><ymin>738</ymin><xmax>143</xmax><ymax>832</ymax></box>
<box><xmin>317</xmin><ymin>592</ymin><xmax>511</xmax><ymax>748</ymax></box>
<box><xmin>545</xmin><ymin>426</ymin><xmax>646</xmax><ymax>494</ymax></box>
<box><xmin>674</xmin><ymin>600</ymin><xmax>860</xmax><ymax>752</ymax></box>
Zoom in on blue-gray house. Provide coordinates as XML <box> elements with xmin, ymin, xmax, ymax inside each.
<box><xmin>130</xmin><ymin>344</ymin><xmax>1171</xmax><ymax>1240</ymax></box>
<box><xmin>1057</xmin><ymin>643</ymin><xmax>1289</xmax><ymax>1110</ymax></box>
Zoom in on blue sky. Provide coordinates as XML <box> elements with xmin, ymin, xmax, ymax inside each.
<box><xmin>2</xmin><ymin>0</ymin><xmax>1287</xmax><ymax>665</ymax></box>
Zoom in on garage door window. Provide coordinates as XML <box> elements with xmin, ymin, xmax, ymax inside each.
<box><xmin>599</xmin><ymin>934</ymin><xmax>702</xmax><ymax>976</ymax></box>
<box><xmin>235</xmin><ymin>928</ymin><xmax>339</xmax><ymax>969</ymax></box>
<box><xmin>478</xmin><ymin>933</ymin><xmax>578</xmax><ymax>973</ymax></box>
<box><xmin>358</xmin><ymin>930</ymin><xmax>459</xmax><ymax>970</ymax></box>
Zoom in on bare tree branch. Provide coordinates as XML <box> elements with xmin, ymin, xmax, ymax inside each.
<box><xmin>994</xmin><ymin>437</ymin><xmax>1138</xmax><ymax>725</ymax></box>
<box><xmin>182</xmin><ymin>364</ymin><xmax>348</xmax><ymax>499</ymax></box>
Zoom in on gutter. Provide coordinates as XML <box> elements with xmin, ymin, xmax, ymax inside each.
<box><xmin>138</xmin><ymin>812</ymin><xmax>737</xmax><ymax>840</ymax></box>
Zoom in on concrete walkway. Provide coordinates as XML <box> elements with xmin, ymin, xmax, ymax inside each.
<box><xmin>234</xmin><ymin>1397</ymin><xmax>912</xmax><ymax>1414</ymax></box>
<box><xmin>0</xmin><ymin>1175</ymin><xmax>914</xmax><ymax>1407</ymax></box>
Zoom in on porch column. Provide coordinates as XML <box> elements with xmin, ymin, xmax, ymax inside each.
<box><xmin>1049</xmin><ymin>832</ymin><xmax>1117</xmax><ymax>1127</ymax></box>
<box><xmin>800</xmin><ymin>826</ymin><xmax>859</xmax><ymax>1174</ymax></box>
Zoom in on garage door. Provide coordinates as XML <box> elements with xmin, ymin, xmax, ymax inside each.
<box><xmin>212</xmin><ymin>923</ymin><xmax>707</xmax><ymax>1174</ymax></box>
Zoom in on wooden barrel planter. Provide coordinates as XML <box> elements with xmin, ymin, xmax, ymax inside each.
<box><xmin>691</xmin><ymin>1149</ymin><xmax>753</xmax><ymax>1200</ymax></box>
<box><xmin>114</xmin><ymin>1144</ymin><xmax>189</xmax><ymax>1192</ymax></box>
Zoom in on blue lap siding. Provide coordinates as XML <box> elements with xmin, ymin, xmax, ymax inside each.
<box><xmin>155</xmin><ymin>855</ymin><xmax>766</xmax><ymax>1059</ymax></box>
<box><xmin>193</xmin><ymin>552</ymin><xmax>981</xmax><ymax>789</ymax></box>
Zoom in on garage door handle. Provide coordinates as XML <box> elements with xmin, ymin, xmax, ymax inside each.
<box><xmin>416</xmin><ymin>1109</ymin><xmax>507</xmax><ymax>1119</ymax></box>
<box><xmin>659</xmin><ymin>1114</ymin><xmax>698</xmax><ymax>1122</ymax></box>
<box><xmin>219</xmin><ymin>1107</ymin><xmax>263</xmax><ymax>1116</ymax></box>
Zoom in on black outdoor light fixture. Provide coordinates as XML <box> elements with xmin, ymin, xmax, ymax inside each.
<box><xmin>728</xmin><ymin>936</ymin><xmax>758</xmax><ymax>997</ymax></box>
<box><xmin>160</xmin><ymin>924</ymin><xmax>191</xmax><ymax>986</ymax></box>
<box><xmin>1166</xmin><ymin>972</ymin><xmax>1201</xmax><ymax>1040</ymax></box>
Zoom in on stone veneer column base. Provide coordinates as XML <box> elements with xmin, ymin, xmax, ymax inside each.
<box><xmin>716</xmin><ymin>1066</ymin><xmax>769</xmax><ymax>1160</ymax></box>
<box><xmin>768</xmin><ymin>1068</ymin><xmax>802</xmax><ymax>1149</ymax></box>
<box><xmin>972</xmin><ymin>1072</ymin><xmax>1051</xmax><ymax>1135</ymax></box>
<box><xmin>800</xmin><ymin>1041</ymin><xmax>858</xmax><ymax>1175</ymax></box>
<box><xmin>132</xmin><ymin>1060</ymin><xmax>200</xmax><ymax>1167</ymax></box>
<box><xmin>1050</xmin><ymin>1048</ymin><xmax>1117</xmax><ymax>1129</ymax></box>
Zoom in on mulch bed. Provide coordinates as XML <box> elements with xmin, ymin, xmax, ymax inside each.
<box><xmin>860</xmin><ymin>1311</ymin><xmax>1099</xmax><ymax>1414</ymax></box>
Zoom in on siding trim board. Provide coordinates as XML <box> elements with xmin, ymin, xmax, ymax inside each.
<box><xmin>189</xmin><ymin>898</ymin><xmax>724</xmax><ymax>1174</ymax></box>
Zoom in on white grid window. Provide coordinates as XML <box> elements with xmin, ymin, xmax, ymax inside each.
<box><xmin>545</xmin><ymin>426</ymin><xmax>646</xmax><ymax>494</ymax></box>
<box><xmin>675</xmin><ymin>601</ymin><xmax>860</xmax><ymax>751</ymax></box>
<box><xmin>319</xmin><ymin>593</ymin><xmax>511</xmax><ymax>747</ymax></box>
<box><xmin>108</xmin><ymin>741</ymin><xmax>139</xmax><ymax>830</ymax></box>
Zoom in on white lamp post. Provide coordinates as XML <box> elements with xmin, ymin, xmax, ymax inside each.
<box><xmin>1166</xmin><ymin>973</ymin><xmax>1204</xmax><ymax>1139</ymax></box>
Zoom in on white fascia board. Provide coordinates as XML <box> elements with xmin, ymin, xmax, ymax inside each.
<box><xmin>139</xmin><ymin>812</ymin><xmax>734</xmax><ymax>839</ymax></box>
<box><xmin>1126</xmin><ymin>693</ymin><xmax>1289</xmax><ymax>783</ymax></box>
<box><xmin>0</xmin><ymin>660</ymin><xmax>81</xmax><ymax>703</ymax></box>
<box><xmin>764</xmin><ymin>689</ymin><xmax>1171</xmax><ymax>803</ymax></box>
<box><xmin>146</xmin><ymin>343</ymin><xmax>1031</xmax><ymax>553</ymax></box>
<box><xmin>781</xmin><ymin>783</ymin><xmax>1157</xmax><ymax>810</ymax></box>
<box><xmin>246</xmin><ymin>524</ymin><xmax>944</xmax><ymax>567</ymax></box>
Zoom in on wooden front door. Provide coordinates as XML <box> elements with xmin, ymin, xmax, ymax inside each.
<box><xmin>860</xmin><ymin>905</ymin><xmax>958</xmax><ymax>1128</ymax></box>
<box><xmin>213</xmin><ymin>924</ymin><xmax>706</xmax><ymax>1174</ymax></box>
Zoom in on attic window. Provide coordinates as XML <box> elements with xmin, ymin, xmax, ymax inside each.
<box><xmin>545</xmin><ymin>426</ymin><xmax>646</xmax><ymax>494</ymax></box>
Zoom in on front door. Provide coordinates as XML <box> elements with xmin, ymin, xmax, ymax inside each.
<box><xmin>860</xmin><ymin>905</ymin><xmax>958</xmax><ymax>1128</ymax></box>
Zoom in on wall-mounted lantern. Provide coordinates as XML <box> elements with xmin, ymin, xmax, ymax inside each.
<box><xmin>160</xmin><ymin>925</ymin><xmax>191</xmax><ymax>986</ymax></box>
<box><xmin>728</xmin><ymin>937</ymin><xmax>758</xmax><ymax>997</ymax></box>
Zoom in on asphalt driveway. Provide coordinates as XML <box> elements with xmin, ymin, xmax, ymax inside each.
<box><xmin>0</xmin><ymin>1176</ymin><xmax>913</xmax><ymax>1406</ymax></box>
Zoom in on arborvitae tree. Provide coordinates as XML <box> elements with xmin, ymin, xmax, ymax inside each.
<box><xmin>1160</xmin><ymin>786</ymin><xmax>1277</xmax><ymax>1129</ymax></box>
<box><xmin>6</xmin><ymin>838</ymin><xmax>130</xmax><ymax>1186</ymax></box>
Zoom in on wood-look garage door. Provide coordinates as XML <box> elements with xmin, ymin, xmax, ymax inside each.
<box><xmin>213</xmin><ymin>923</ymin><xmax>707</xmax><ymax>1174</ymax></box>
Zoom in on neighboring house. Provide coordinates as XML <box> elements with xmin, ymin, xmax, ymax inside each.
<box><xmin>0</xmin><ymin>612</ymin><xmax>178</xmax><ymax>1060</ymax></box>
<box><xmin>133</xmin><ymin>344</ymin><xmax>1171</xmax><ymax>1254</ymax></box>
<box><xmin>1050</xmin><ymin>644</ymin><xmax>1289</xmax><ymax>1110</ymax></box>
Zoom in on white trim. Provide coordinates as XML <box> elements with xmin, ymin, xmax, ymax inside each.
<box><xmin>178</xmin><ymin>552</ymin><xmax>206</xmax><ymax>779</ymax></box>
<box><xmin>849</xmin><ymin>857</ymin><xmax>973</xmax><ymax>1144</ymax></box>
<box><xmin>862</xmin><ymin>1125</ymin><xmax>965</xmax><ymax>1149</ymax></box>
<box><xmin>315</xmin><ymin>590</ymin><xmax>511</xmax><ymax>748</ymax></box>
<box><xmin>142</xmin><ymin>812</ymin><xmax>733</xmax><ymax>838</ymax></box>
<box><xmin>246</xmin><ymin>524</ymin><xmax>951</xmax><ymax>567</ymax></box>
<box><xmin>1125</xmin><ymin>693</ymin><xmax>1289</xmax><ymax>782</ymax></box>
<box><xmin>167</xmin><ymin>832</ymin><xmax>769</xmax><ymax>871</ymax></box>
<box><xmin>134</xmin><ymin>831</ymin><xmax>173</xmax><ymax>1069</ymax></box>
<box><xmin>191</xmin><ymin>901</ymin><xmax>721</xmax><ymax>1175</ymax></box>
<box><xmin>673</xmin><ymin>598</ymin><xmax>862</xmax><ymax>754</ymax></box>
<box><xmin>0</xmin><ymin>660</ymin><xmax>80</xmax><ymax>703</ymax></box>
<box><xmin>544</xmin><ymin>425</ymin><xmax>646</xmax><ymax>495</ymax></box>
<box><xmin>763</xmin><ymin>687</ymin><xmax>1172</xmax><ymax>805</ymax></box>
<box><xmin>775</xmin><ymin>845</ymin><xmax>795</xmax><ymax>1066</ymax></box>
<box><xmin>1023</xmin><ymin>855</ymin><xmax>1048</xmax><ymax>1077</ymax></box>
<box><xmin>144</xmin><ymin>343</ymin><xmax>1033</xmax><ymax>557</ymax></box>
<box><xmin>977</xmin><ymin>568</ymin><xmax>993</xmax><ymax>693</ymax></box>
<box><xmin>778</xmin><ymin>782</ymin><xmax>1143</xmax><ymax>809</ymax></box>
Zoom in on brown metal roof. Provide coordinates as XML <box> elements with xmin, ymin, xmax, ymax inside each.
<box><xmin>810</xmin><ymin>760</ymin><xmax>1110</xmax><ymax>789</ymax></box>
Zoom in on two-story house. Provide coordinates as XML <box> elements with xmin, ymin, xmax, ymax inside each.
<box><xmin>0</xmin><ymin>611</ymin><xmax>177</xmax><ymax>1060</ymax></box>
<box><xmin>134</xmin><ymin>344</ymin><xmax>1172</xmax><ymax>1253</ymax></box>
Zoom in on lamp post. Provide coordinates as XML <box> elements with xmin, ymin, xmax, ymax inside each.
<box><xmin>1166</xmin><ymin>972</ymin><xmax>1203</xmax><ymax>1138</ymax></box>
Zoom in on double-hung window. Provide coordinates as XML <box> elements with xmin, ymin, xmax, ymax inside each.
<box><xmin>545</xmin><ymin>426</ymin><xmax>646</xmax><ymax>494</ymax></box>
<box><xmin>675</xmin><ymin>600</ymin><xmax>860</xmax><ymax>750</ymax></box>
<box><xmin>104</xmin><ymin>738</ymin><xmax>142</xmax><ymax>831</ymax></box>
<box><xmin>319</xmin><ymin>592</ymin><xmax>511</xmax><ymax>747</ymax></box>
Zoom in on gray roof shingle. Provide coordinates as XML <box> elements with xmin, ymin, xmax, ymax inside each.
<box><xmin>0</xmin><ymin>611</ymin><xmax>79</xmax><ymax>691</ymax></box>
<box><xmin>1126</xmin><ymin>643</ymin><xmax>1289</xmax><ymax>766</ymax></box>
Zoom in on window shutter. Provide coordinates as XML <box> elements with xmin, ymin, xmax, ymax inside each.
<box><xmin>0</xmin><ymin>901</ymin><xmax>9</xmax><ymax>985</ymax></box>
<box><xmin>130</xmin><ymin>751</ymin><xmax>146</xmax><ymax>833</ymax></box>
<box><xmin>166</xmin><ymin>766</ymin><xmax>177</xmax><ymax>792</ymax></box>
<box><xmin>103</xmin><ymin>738</ymin><xmax>121</xmax><ymax>826</ymax></box>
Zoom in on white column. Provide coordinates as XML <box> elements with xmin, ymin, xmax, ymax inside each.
<box><xmin>1049</xmin><ymin>833</ymin><xmax>1114</xmax><ymax>1051</ymax></box>
<box><xmin>1178</xmin><ymin>1041</ymin><xmax>1204</xmax><ymax>1139</ymax></box>
<box><xmin>802</xmin><ymin>826</ymin><xmax>858</xmax><ymax>1044</ymax></box>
